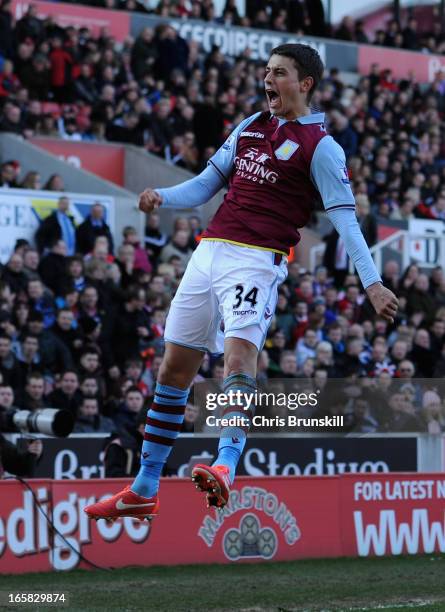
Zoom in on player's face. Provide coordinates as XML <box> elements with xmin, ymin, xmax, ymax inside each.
<box><xmin>264</xmin><ymin>55</ymin><xmax>312</xmax><ymax>120</ymax></box>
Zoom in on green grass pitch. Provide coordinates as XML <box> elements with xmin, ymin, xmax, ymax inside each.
<box><xmin>1</xmin><ymin>556</ymin><xmax>445</xmax><ymax>611</ymax></box>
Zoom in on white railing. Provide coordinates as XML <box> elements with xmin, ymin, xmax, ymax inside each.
<box><xmin>309</xmin><ymin>243</ymin><xmax>326</xmax><ymax>272</ymax></box>
<box><xmin>363</xmin><ymin>231</ymin><xmax>445</xmax><ymax>274</ymax></box>
<box><xmin>309</xmin><ymin>230</ymin><xmax>445</xmax><ymax>275</ymax></box>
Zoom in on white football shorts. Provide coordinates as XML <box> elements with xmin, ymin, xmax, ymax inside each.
<box><xmin>164</xmin><ymin>240</ymin><xmax>288</xmax><ymax>354</ymax></box>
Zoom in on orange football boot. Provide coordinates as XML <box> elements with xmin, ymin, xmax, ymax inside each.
<box><xmin>191</xmin><ymin>464</ymin><xmax>231</xmax><ymax>509</ymax></box>
<box><xmin>84</xmin><ymin>485</ymin><xmax>159</xmax><ymax>522</ymax></box>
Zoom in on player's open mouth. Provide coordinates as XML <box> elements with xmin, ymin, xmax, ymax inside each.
<box><xmin>266</xmin><ymin>89</ymin><xmax>281</xmax><ymax>108</ymax></box>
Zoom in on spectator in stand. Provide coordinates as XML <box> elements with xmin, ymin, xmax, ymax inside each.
<box><xmin>35</xmin><ymin>196</ymin><xmax>76</xmax><ymax>255</ymax></box>
<box><xmin>406</xmin><ymin>274</ymin><xmax>437</xmax><ymax>325</ymax></box>
<box><xmin>43</xmin><ymin>174</ymin><xmax>65</xmax><ymax>191</ymax></box>
<box><xmin>0</xmin><ymin>59</ymin><xmax>20</xmax><ymax>98</ymax></box>
<box><xmin>0</xmin><ymin>161</ymin><xmax>19</xmax><ymax>188</ymax></box>
<box><xmin>27</xmin><ymin>309</ymin><xmax>73</xmax><ymax>374</ymax></box>
<box><xmin>66</xmin><ymin>256</ymin><xmax>86</xmax><ymax>293</ymax></box>
<box><xmin>0</xmin><ymin>332</ymin><xmax>21</xmax><ymax>390</ymax></box>
<box><xmin>15</xmin><ymin>371</ymin><xmax>47</xmax><ymax>411</ymax></box>
<box><xmin>49</xmin><ymin>36</ymin><xmax>73</xmax><ymax>102</ymax></box>
<box><xmin>356</xmin><ymin>194</ymin><xmax>377</xmax><ymax>247</ymax></box>
<box><xmin>116</xmin><ymin>243</ymin><xmax>138</xmax><ymax>290</ymax></box>
<box><xmin>76</xmin><ymin>203</ymin><xmax>114</xmax><ymax>255</ymax></box>
<box><xmin>38</xmin><ymin>239</ymin><xmax>68</xmax><ymax>296</ymax></box>
<box><xmin>20</xmin><ymin>171</ymin><xmax>41</xmax><ymax>190</ymax></box>
<box><xmin>160</xmin><ymin>229</ymin><xmax>193</xmax><ymax>267</ymax></box>
<box><xmin>296</xmin><ymin>328</ymin><xmax>318</xmax><ymax>368</ymax></box>
<box><xmin>50</xmin><ymin>308</ymin><xmax>82</xmax><ymax>363</ymax></box>
<box><xmin>80</xmin><ymin>375</ymin><xmax>100</xmax><ymax>400</ymax></box>
<box><xmin>330</xmin><ymin>110</ymin><xmax>358</xmax><ymax>159</ymax></box>
<box><xmin>73</xmin><ymin>395</ymin><xmax>115</xmax><ymax>433</ymax></box>
<box><xmin>0</xmin><ymin>383</ymin><xmax>16</xmax><ymax>412</ymax></box>
<box><xmin>145</xmin><ymin>212</ymin><xmax>168</xmax><ymax>263</ymax></box>
<box><xmin>383</xmin><ymin>391</ymin><xmax>424</xmax><ymax>432</ymax></box>
<box><xmin>122</xmin><ymin>226</ymin><xmax>152</xmax><ymax>274</ymax></box>
<box><xmin>27</xmin><ymin>278</ymin><xmax>56</xmax><ymax>328</ymax></box>
<box><xmin>113</xmin><ymin>287</ymin><xmax>152</xmax><ymax>365</ymax></box>
<box><xmin>0</xmin><ymin>101</ymin><xmax>24</xmax><ymax>134</ymax></box>
<box><xmin>0</xmin><ymin>0</ymin><xmax>14</xmax><ymax>60</ymax></box>
<box><xmin>1</xmin><ymin>253</ymin><xmax>28</xmax><ymax>295</ymax></box>
<box><xmin>131</xmin><ymin>27</ymin><xmax>158</xmax><ymax>81</ymax></box>
<box><xmin>112</xmin><ymin>385</ymin><xmax>145</xmax><ymax>437</ymax></box>
<box><xmin>48</xmin><ymin>369</ymin><xmax>82</xmax><ymax>416</ymax></box>
<box><xmin>182</xmin><ymin>402</ymin><xmax>199</xmax><ymax>432</ymax></box>
<box><xmin>74</xmin><ymin>63</ymin><xmax>98</xmax><ymax>105</ymax></box>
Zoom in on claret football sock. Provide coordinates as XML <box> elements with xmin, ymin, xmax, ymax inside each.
<box><xmin>213</xmin><ymin>373</ymin><xmax>257</xmax><ymax>483</ymax></box>
<box><xmin>131</xmin><ymin>383</ymin><xmax>189</xmax><ymax>498</ymax></box>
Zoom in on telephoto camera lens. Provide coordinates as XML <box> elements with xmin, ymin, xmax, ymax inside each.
<box><xmin>12</xmin><ymin>409</ymin><xmax>74</xmax><ymax>437</ymax></box>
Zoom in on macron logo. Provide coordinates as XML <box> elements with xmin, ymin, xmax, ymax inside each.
<box><xmin>240</xmin><ymin>131</ymin><xmax>264</xmax><ymax>139</ymax></box>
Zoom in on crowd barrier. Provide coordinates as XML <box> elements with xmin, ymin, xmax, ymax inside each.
<box><xmin>5</xmin><ymin>434</ymin><xmax>423</xmax><ymax>480</ymax></box>
<box><xmin>1</xmin><ymin>473</ymin><xmax>445</xmax><ymax>574</ymax></box>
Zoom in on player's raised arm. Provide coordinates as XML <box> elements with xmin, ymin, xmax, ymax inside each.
<box><xmin>139</xmin><ymin>113</ymin><xmax>262</xmax><ymax>214</ymax></box>
<box><xmin>311</xmin><ymin>136</ymin><xmax>399</xmax><ymax>323</ymax></box>
<box><xmin>138</xmin><ymin>164</ymin><xmax>224</xmax><ymax>213</ymax></box>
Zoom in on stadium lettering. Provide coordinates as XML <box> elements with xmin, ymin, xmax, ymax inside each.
<box><xmin>243</xmin><ymin>447</ymin><xmax>390</xmax><ymax>476</ymax></box>
<box><xmin>354</xmin><ymin>509</ymin><xmax>445</xmax><ymax>556</ymax></box>
<box><xmin>0</xmin><ymin>203</ymin><xmax>34</xmax><ymax>227</ymax></box>
<box><xmin>0</xmin><ymin>489</ymin><xmax>149</xmax><ymax>569</ymax></box>
<box><xmin>428</xmin><ymin>56</ymin><xmax>445</xmax><ymax>82</ymax></box>
<box><xmin>354</xmin><ymin>480</ymin><xmax>439</xmax><ymax>502</ymax></box>
<box><xmin>198</xmin><ymin>486</ymin><xmax>300</xmax><ymax>547</ymax></box>
<box><xmin>54</xmin><ymin>448</ymin><xmax>105</xmax><ymax>479</ymax></box>
<box><xmin>172</xmin><ymin>21</ymin><xmax>326</xmax><ymax>63</ymax></box>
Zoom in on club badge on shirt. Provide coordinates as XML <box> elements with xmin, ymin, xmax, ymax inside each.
<box><xmin>274</xmin><ymin>139</ymin><xmax>300</xmax><ymax>160</ymax></box>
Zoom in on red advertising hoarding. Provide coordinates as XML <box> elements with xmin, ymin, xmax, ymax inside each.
<box><xmin>339</xmin><ymin>474</ymin><xmax>445</xmax><ymax>557</ymax></box>
<box><xmin>12</xmin><ymin>0</ymin><xmax>130</xmax><ymax>41</ymax></box>
<box><xmin>1</xmin><ymin>474</ymin><xmax>444</xmax><ymax>574</ymax></box>
<box><xmin>358</xmin><ymin>44</ymin><xmax>445</xmax><ymax>83</ymax></box>
<box><xmin>30</xmin><ymin>139</ymin><xmax>125</xmax><ymax>187</ymax></box>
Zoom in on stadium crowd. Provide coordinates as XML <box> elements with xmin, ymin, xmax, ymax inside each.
<box><xmin>1</xmin><ymin>0</ymin><xmax>445</xmax><ymax>174</ymax></box>
<box><xmin>1</xmin><ymin>2</ymin><xmax>445</xmax><ymax>477</ymax></box>
<box><xmin>52</xmin><ymin>0</ymin><xmax>445</xmax><ymax>53</ymax></box>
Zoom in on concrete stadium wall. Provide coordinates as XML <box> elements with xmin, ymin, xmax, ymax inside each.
<box><xmin>0</xmin><ymin>134</ymin><xmax>143</xmax><ymax>246</ymax></box>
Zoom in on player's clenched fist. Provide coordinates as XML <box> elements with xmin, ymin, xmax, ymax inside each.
<box><xmin>138</xmin><ymin>188</ymin><xmax>162</xmax><ymax>213</ymax></box>
<box><xmin>366</xmin><ymin>282</ymin><xmax>399</xmax><ymax>324</ymax></box>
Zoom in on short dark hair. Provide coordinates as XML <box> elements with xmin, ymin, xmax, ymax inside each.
<box><xmin>80</xmin><ymin>394</ymin><xmax>98</xmax><ymax>406</ymax></box>
<box><xmin>270</xmin><ymin>43</ymin><xmax>324</xmax><ymax>101</ymax></box>
<box><xmin>26</xmin><ymin>371</ymin><xmax>44</xmax><ymax>384</ymax></box>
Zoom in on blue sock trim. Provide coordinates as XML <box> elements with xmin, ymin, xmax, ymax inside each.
<box><xmin>223</xmin><ymin>373</ymin><xmax>256</xmax><ymax>392</ymax></box>
<box><xmin>213</xmin><ymin>374</ymin><xmax>257</xmax><ymax>483</ymax></box>
<box><xmin>131</xmin><ymin>382</ymin><xmax>188</xmax><ymax>499</ymax></box>
<box><xmin>156</xmin><ymin>382</ymin><xmax>189</xmax><ymax>398</ymax></box>
<box><xmin>145</xmin><ymin>424</ymin><xmax>178</xmax><ymax>439</ymax></box>
<box><xmin>150</xmin><ymin>409</ymin><xmax>184</xmax><ymax>423</ymax></box>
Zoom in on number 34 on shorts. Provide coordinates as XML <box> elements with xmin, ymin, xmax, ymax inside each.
<box><xmin>164</xmin><ymin>241</ymin><xmax>288</xmax><ymax>354</ymax></box>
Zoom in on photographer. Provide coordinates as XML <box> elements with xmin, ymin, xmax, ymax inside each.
<box><xmin>0</xmin><ymin>433</ymin><xmax>42</xmax><ymax>477</ymax></box>
<box><xmin>0</xmin><ymin>383</ymin><xmax>43</xmax><ymax>477</ymax></box>
<box><xmin>104</xmin><ymin>410</ymin><xmax>145</xmax><ymax>478</ymax></box>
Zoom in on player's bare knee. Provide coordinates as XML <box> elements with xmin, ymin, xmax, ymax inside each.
<box><xmin>157</xmin><ymin>359</ymin><xmax>188</xmax><ymax>389</ymax></box>
<box><xmin>225</xmin><ymin>352</ymin><xmax>257</xmax><ymax>378</ymax></box>
<box><xmin>157</xmin><ymin>343</ymin><xmax>204</xmax><ymax>389</ymax></box>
